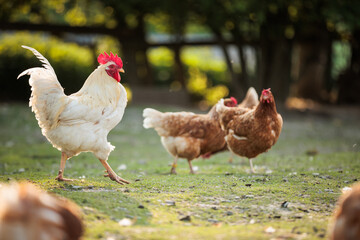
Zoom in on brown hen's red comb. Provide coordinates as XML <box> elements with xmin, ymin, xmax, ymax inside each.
<box><xmin>97</xmin><ymin>52</ymin><xmax>123</xmax><ymax>67</ymax></box>
<box><xmin>262</xmin><ymin>88</ymin><xmax>271</xmax><ymax>94</ymax></box>
<box><xmin>230</xmin><ymin>97</ymin><xmax>238</xmax><ymax>105</ymax></box>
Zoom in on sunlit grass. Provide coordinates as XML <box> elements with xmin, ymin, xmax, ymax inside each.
<box><xmin>0</xmin><ymin>103</ymin><xmax>359</xmax><ymax>239</ymax></box>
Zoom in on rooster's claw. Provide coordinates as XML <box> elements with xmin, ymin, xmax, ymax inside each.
<box><xmin>104</xmin><ymin>171</ymin><xmax>130</xmax><ymax>185</ymax></box>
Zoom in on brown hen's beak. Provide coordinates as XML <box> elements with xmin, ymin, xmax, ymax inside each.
<box><xmin>119</xmin><ymin>68</ymin><xmax>125</xmax><ymax>73</ymax></box>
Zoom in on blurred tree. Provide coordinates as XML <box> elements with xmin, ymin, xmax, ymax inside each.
<box><xmin>1</xmin><ymin>0</ymin><xmax>360</xmax><ymax>104</ymax></box>
<box><xmin>327</xmin><ymin>0</ymin><xmax>360</xmax><ymax>104</ymax></box>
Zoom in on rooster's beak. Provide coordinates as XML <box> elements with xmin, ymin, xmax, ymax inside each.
<box><xmin>119</xmin><ymin>68</ymin><xmax>125</xmax><ymax>73</ymax></box>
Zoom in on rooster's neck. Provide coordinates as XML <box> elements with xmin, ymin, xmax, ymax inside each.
<box><xmin>74</xmin><ymin>66</ymin><xmax>122</xmax><ymax>107</ymax></box>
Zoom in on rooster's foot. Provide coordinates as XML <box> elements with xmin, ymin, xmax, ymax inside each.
<box><xmin>104</xmin><ymin>171</ymin><xmax>130</xmax><ymax>184</ymax></box>
<box><xmin>55</xmin><ymin>171</ymin><xmax>75</xmax><ymax>181</ymax></box>
<box><xmin>55</xmin><ymin>173</ymin><xmax>75</xmax><ymax>182</ymax></box>
<box><xmin>55</xmin><ymin>177</ymin><xmax>75</xmax><ymax>182</ymax></box>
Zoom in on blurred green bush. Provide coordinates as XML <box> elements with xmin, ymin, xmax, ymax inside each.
<box><xmin>148</xmin><ymin>46</ymin><xmax>230</xmax><ymax>106</ymax></box>
<box><xmin>2</xmin><ymin>32</ymin><xmax>230</xmax><ymax>106</ymax></box>
<box><xmin>0</xmin><ymin>32</ymin><xmax>93</xmax><ymax>101</ymax></box>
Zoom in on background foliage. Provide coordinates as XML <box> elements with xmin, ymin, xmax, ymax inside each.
<box><xmin>0</xmin><ymin>0</ymin><xmax>360</xmax><ymax>105</ymax></box>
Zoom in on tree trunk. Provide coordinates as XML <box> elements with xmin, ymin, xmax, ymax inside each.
<box><xmin>337</xmin><ymin>30</ymin><xmax>360</xmax><ymax>104</ymax></box>
<box><xmin>121</xmin><ymin>40</ymin><xmax>140</xmax><ymax>85</ymax></box>
<box><xmin>212</xmin><ymin>29</ymin><xmax>243</xmax><ymax>96</ymax></box>
<box><xmin>237</xmin><ymin>43</ymin><xmax>249</xmax><ymax>90</ymax></box>
<box><xmin>259</xmin><ymin>9</ymin><xmax>292</xmax><ymax>102</ymax></box>
<box><xmin>138</xmin><ymin>15</ymin><xmax>154</xmax><ymax>86</ymax></box>
<box><xmin>293</xmin><ymin>29</ymin><xmax>331</xmax><ymax>101</ymax></box>
<box><xmin>231</xmin><ymin>29</ymin><xmax>249</xmax><ymax>93</ymax></box>
<box><xmin>259</xmin><ymin>37</ymin><xmax>292</xmax><ymax>102</ymax></box>
<box><xmin>173</xmin><ymin>43</ymin><xmax>186</xmax><ymax>87</ymax></box>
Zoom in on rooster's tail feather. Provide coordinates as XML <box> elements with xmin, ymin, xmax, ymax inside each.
<box><xmin>18</xmin><ymin>45</ymin><xmax>57</xmax><ymax>79</ymax></box>
<box><xmin>18</xmin><ymin>45</ymin><xmax>65</xmax><ymax>133</ymax></box>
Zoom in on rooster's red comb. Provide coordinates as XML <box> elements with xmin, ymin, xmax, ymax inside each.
<box><xmin>97</xmin><ymin>52</ymin><xmax>123</xmax><ymax>67</ymax></box>
<box><xmin>230</xmin><ymin>97</ymin><xmax>238</xmax><ymax>105</ymax></box>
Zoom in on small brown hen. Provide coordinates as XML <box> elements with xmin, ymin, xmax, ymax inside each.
<box><xmin>143</xmin><ymin>98</ymin><xmax>237</xmax><ymax>174</ymax></box>
<box><xmin>216</xmin><ymin>88</ymin><xmax>283</xmax><ymax>173</ymax></box>
<box><xmin>329</xmin><ymin>183</ymin><xmax>360</xmax><ymax>240</ymax></box>
<box><xmin>227</xmin><ymin>87</ymin><xmax>259</xmax><ymax>163</ymax></box>
<box><xmin>0</xmin><ymin>182</ymin><xmax>83</xmax><ymax>240</ymax></box>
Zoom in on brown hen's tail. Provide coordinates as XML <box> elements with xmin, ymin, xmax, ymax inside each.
<box><xmin>238</xmin><ymin>87</ymin><xmax>259</xmax><ymax>109</ymax></box>
<box><xmin>143</xmin><ymin>108</ymin><xmax>163</xmax><ymax>129</ymax></box>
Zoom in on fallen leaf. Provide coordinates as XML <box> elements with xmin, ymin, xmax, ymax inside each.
<box><xmin>208</xmin><ymin>219</ymin><xmax>219</xmax><ymax>223</ymax></box>
<box><xmin>118</xmin><ymin>218</ymin><xmax>134</xmax><ymax>227</ymax></box>
<box><xmin>244</xmin><ymin>195</ymin><xmax>254</xmax><ymax>199</ymax></box>
<box><xmin>265</xmin><ymin>226</ymin><xmax>276</xmax><ymax>233</ymax></box>
<box><xmin>226</xmin><ymin>211</ymin><xmax>233</xmax><ymax>216</ymax></box>
<box><xmin>179</xmin><ymin>215</ymin><xmax>191</xmax><ymax>222</ymax></box>
<box><xmin>117</xmin><ymin>164</ymin><xmax>127</xmax><ymax>170</ymax></box>
<box><xmin>281</xmin><ymin>201</ymin><xmax>289</xmax><ymax>208</ymax></box>
<box><xmin>71</xmin><ymin>185</ymin><xmax>83</xmax><ymax>190</ymax></box>
<box><xmin>306</xmin><ymin>149</ymin><xmax>318</xmax><ymax>156</ymax></box>
<box><xmin>165</xmin><ymin>200</ymin><xmax>176</xmax><ymax>206</ymax></box>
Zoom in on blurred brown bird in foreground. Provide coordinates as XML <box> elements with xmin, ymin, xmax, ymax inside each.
<box><xmin>0</xmin><ymin>182</ymin><xmax>83</xmax><ymax>240</ymax></box>
<box><xmin>329</xmin><ymin>183</ymin><xmax>360</xmax><ymax>240</ymax></box>
<box><xmin>216</xmin><ymin>88</ymin><xmax>283</xmax><ymax>173</ymax></box>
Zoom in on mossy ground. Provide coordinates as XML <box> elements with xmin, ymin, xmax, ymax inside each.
<box><xmin>0</xmin><ymin>103</ymin><xmax>359</xmax><ymax>239</ymax></box>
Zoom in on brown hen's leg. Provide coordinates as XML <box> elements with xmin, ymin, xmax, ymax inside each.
<box><xmin>170</xmin><ymin>155</ymin><xmax>178</xmax><ymax>174</ymax></box>
<box><xmin>100</xmin><ymin>159</ymin><xmax>130</xmax><ymax>184</ymax></box>
<box><xmin>249</xmin><ymin>158</ymin><xmax>256</xmax><ymax>174</ymax></box>
<box><xmin>228</xmin><ymin>153</ymin><xmax>234</xmax><ymax>163</ymax></box>
<box><xmin>188</xmin><ymin>160</ymin><xmax>195</xmax><ymax>174</ymax></box>
<box><xmin>55</xmin><ymin>152</ymin><xmax>74</xmax><ymax>181</ymax></box>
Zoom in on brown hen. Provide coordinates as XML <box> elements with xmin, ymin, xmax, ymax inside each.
<box><xmin>143</xmin><ymin>98</ymin><xmax>237</xmax><ymax>174</ymax></box>
<box><xmin>330</xmin><ymin>183</ymin><xmax>360</xmax><ymax>240</ymax></box>
<box><xmin>0</xmin><ymin>182</ymin><xmax>83</xmax><ymax>240</ymax></box>
<box><xmin>216</xmin><ymin>88</ymin><xmax>283</xmax><ymax>173</ymax></box>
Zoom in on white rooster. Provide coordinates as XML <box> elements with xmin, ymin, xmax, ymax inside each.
<box><xmin>18</xmin><ymin>46</ymin><xmax>129</xmax><ymax>184</ymax></box>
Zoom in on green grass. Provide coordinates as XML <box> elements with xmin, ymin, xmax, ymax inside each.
<box><xmin>0</xmin><ymin>103</ymin><xmax>359</xmax><ymax>239</ymax></box>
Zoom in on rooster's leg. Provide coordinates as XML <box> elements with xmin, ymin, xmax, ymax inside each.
<box><xmin>188</xmin><ymin>160</ymin><xmax>195</xmax><ymax>174</ymax></box>
<box><xmin>100</xmin><ymin>159</ymin><xmax>130</xmax><ymax>184</ymax></box>
<box><xmin>170</xmin><ymin>155</ymin><xmax>178</xmax><ymax>174</ymax></box>
<box><xmin>249</xmin><ymin>158</ymin><xmax>256</xmax><ymax>174</ymax></box>
<box><xmin>55</xmin><ymin>152</ymin><xmax>74</xmax><ymax>181</ymax></box>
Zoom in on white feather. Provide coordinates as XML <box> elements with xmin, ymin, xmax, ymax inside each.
<box><xmin>230</xmin><ymin>129</ymin><xmax>247</xmax><ymax>141</ymax></box>
<box><xmin>18</xmin><ymin>45</ymin><xmax>57</xmax><ymax>79</ymax></box>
